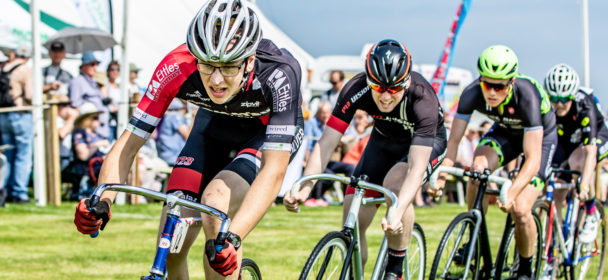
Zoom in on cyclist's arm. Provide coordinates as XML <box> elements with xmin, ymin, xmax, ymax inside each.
<box><xmin>229</xmin><ymin>149</ymin><xmax>290</xmax><ymax>238</ymax></box>
<box><xmin>396</xmin><ymin>145</ymin><xmax>432</xmax><ymax>213</ymax></box>
<box><xmin>97</xmin><ymin>130</ymin><xmax>147</xmax><ymax>205</ymax></box>
<box><xmin>580</xmin><ymin>144</ymin><xmax>598</xmax><ymax>191</ymax></box>
<box><xmin>510</xmin><ymin>129</ymin><xmax>543</xmax><ymax>197</ymax></box>
<box><xmin>443</xmin><ymin>117</ymin><xmax>468</xmax><ymax>167</ymax></box>
<box><xmin>299</xmin><ymin>127</ymin><xmax>343</xmax><ymax>196</ymax></box>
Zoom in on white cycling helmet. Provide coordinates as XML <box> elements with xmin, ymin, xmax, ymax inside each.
<box><xmin>186</xmin><ymin>0</ymin><xmax>262</xmax><ymax>63</ymax></box>
<box><xmin>544</xmin><ymin>63</ymin><xmax>580</xmax><ymax>98</ymax></box>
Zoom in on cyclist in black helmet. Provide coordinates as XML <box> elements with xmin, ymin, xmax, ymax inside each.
<box><xmin>285</xmin><ymin>39</ymin><xmax>447</xmax><ymax>280</ymax></box>
<box><xmin>74</xmin><ymin>0</ymin><xmax>304</xmax><ymax>278</ymax></box>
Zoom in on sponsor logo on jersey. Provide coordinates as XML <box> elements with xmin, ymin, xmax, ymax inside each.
<box><xmin>268</xmin><ymin>69</ymin><xmax>291</xmax><ymax>112</ymax></box>
<box><xmin>508</xmin><ymin>107</ymin><xmax>514</xmax><ymax>114</ymax></box>
<box><xmin>185</xmin><ymin>90</ymin><xmax>204</xmax><ymax>99</ymax></box>
<box><xmin>291</xmin><ymin>127</ymin><xmax>304</xmax><ymax>152</ymax></box>
<box><xmin>145</xmin><ymin>79</ymin><xmax>161</xmax><ymax>101</ymax></box>
<box><xmin>145</xmin><ymin>62</ymin><xmax>182</xmax><ymax>101</ymax></box>
<box><xmin>266</xmin><ymin>125</ymin><xmax>296</xmax><ymax>136</ymax></box>
<box><xmin>341</xmin><ymin>101</ymin><xmax>351</xmax><ymax>114</ymax></box>
<box><xmin>241</xmin><ymin>101</ymin><xmax>261</xmax><ymax>108</ymax></box>
<box><xmin>350</xmin><ymin>87</ymin><xmax>369</xmax><ymax>103</ymax></box>
<box><xmin>175</xmin><ymin>156</ymin><xmax>194</xmax><ymax>166</ymax></box>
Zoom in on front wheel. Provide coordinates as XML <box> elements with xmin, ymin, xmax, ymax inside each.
<box><xmin>299</xmin><ymin>231</ymin><xmax>351</xmax><ymax>280</ymax></box>
<box><xmin>380</xmin><ymin>222</ymin><xmax>427</xmax><ymax>280</ymax></box>
<box><xmin>429</xmin><ymin>212</ymin><xmax>481</xmax><ymax>279</ymax></box>
<box><xmin>568</xmin><ymin>200</ymin><xmax>606</xmax><ymax>280</ymax></box>
<box><xmin>494</xmin><ymin>211</ymin><xmax>543</xmax><ymax>280</ymax></box>
<box><xmin>241</xmin><ymin>258</ymin><xmax>262</xmax><ymax>280</ymax></box>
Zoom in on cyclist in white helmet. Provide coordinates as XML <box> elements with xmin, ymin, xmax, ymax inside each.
<box><xmin>74</xmin><ymin>0</ymin><xmax>304</xmax><ymax>278</ymax></box>
<box><xmin>545</xmin><ymin>63</ymin><xmax>607</xmax><ymax>243</ymax></box>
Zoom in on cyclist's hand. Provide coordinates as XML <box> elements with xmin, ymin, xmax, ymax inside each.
<box><xmin>205</xmin><ymin>239</ymin><xmax>238</xmax><ymax>276</ymax></box>
<box><xmin>578</xmin><ymin>186</ymin><xmax>590</xmax><ymax>201</ymax></box>
<box><xmin>427</xmin><ymin>173</ymin><xmax>447</xmax><ymax>198</ymax></box>
<box><xmin>283</xmin><ymin>190</ymin><xmax>307</xmax><ymax>212</ymax></box>
<box><xmin>497</xmin><ymin>198</ymin><xmax>514</xmax><ymax>213</ymax></box>
<box><xmin>74</xmin><ymin>199</ymin><xmax>112</xmax><ymax>235</ymax></box>
<box><xmin>381</xmin><ymin>216</ymin><xmax>404</xmax><ymax>236</ymax></box>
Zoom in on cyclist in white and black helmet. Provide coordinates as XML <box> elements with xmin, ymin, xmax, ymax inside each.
<box><xmin>285</xmin><ymin>39</ymin><xmax>447</xmax><ymax>280</ymax></box>
<box><xmin>74</xmin><ymin>0</ymin><xmax>304</xmax><ymax>278</ymax></box>
<box><xmin>545</xmin><ymin>63</ymin><xmax>607</xmax><ymax>244</ymax></box>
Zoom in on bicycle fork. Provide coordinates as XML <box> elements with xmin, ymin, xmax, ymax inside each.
<box><xmin>342</xmin><ymin>188</ymin><xmax>364</xmax><ymax>279</ymax></box>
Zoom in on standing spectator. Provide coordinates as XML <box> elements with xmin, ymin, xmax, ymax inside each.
<box><xmin>321</xmin><ymin>70</ymin><xmax>345</xmax><ymax>107</ymax></box>
<box><xmin>0</xmin><ymin>51</ymin><xmax>8</xmax><ymax>65</ymax></box>
<box><xmin>0</xmin><ymin>45</ymin><xmax>33</xmax><ymax>203</ymax></box>
<box><xmin>128</xmin><ymin>63</ymin><xmax>142</xmax><ymax>98</ymax></box>
<box><xmin>105</xmin><ymin>61</ymin><xmax>120</xmax><ymax>140</ymax></box>
<box><xmin>56</xmin><ymin>94</ymin><xmax>78</xmax><ymax>170</ymax></box>
<box><xmin>156</xmin><ymin>99</ymin><xmax>190</xmax><ymax>166</ymax></box>
<box><xmin>42</xmin><ymin>41</ymin><xmax>73</xmax><ymax>96</ymax></box>
<box><xmin>68</xmin><ymin>52</ymin><xmax>110</xmax><ymax>139</ymax></box>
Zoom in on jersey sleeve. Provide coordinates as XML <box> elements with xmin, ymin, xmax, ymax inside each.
<box><xmin>579</xmin><ymin>93</ymin><xmax>598</xmax><ymax>145</ymax></box>
<box><xmin>262</xmin><ymin>64</ymin><xmax>302</xmax><ymax>152</ymax></box>
<box><xmin>515</xmin><ymin>79</ymin><xmax>544</xmax><ymax>131</ymax></box>
<box><xmin>327</xmin><ymin>73</ymin><xmax>368</xmax><ymax>134</ymax></box>
<box><xmin>126</xmin><ymin>45</ymin><xmax>197</xmax><ymax>140</ymax></box>
<box><xmin>455</xmin><ymin>81</ymin><xmax>483</xmax><ymax>122</ymax></box>
<box><xmin>410</xmin><ymin>83</ymin><xmax>440</xmax><ymax>147</ymax></box>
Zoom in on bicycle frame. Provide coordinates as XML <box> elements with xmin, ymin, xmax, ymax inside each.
<box><xmin>292</xmin><ymin>174</ymin><xmax>399</xmax><ymax>280</ymax></box>
<box><xmin>89</xmin><ymin>183</ymin><xmax>230</xmax><ymax>279</ymax></box>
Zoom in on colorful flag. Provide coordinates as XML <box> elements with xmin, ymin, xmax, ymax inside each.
<box><xmin>430</xmin><ymin>0</ymin><xmax>472</xmax><ymax>101</ymax></box>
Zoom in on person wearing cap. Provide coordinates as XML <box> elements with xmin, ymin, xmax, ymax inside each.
<box><xmin>43</xmin><ymin>41</ymin><xmax>73</xmax><ymax>95</ymax></box>
<box><xmin>66</xmin><ymin>102</ymin><xmax>110</xmax><ymax>199</ymax></box>
<box><xmin>68</xmin><ymin>51</ymin><xmax>110</xmax><ymax>140</ymax></box>
<box><xmin>128</xmin><ymin>62</ymin><xmax>142</xmax><ymax>98</ymax></box>
<box><xmin>0</xmin><ymin>44</ymin><xmax>33</xmax><ymax>203</ymax></box>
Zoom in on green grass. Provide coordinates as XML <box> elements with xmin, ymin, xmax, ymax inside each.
<box><xmin>0</xmin><ymin>202</ymin><xmax>522</xmax><ymax>279</ymax></box>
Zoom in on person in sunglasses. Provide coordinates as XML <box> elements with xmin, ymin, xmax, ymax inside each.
<box><xmin>285</xmin><ymin>39</ymin><xmax>447</xmax><ymax>280</ymax></box>
<box><xmin>430</xmin><ymin>45</ymin><xmax>557</xmax><ymax>280</ymax></box>
<box><xmin>545</xmin><ymin>63</ymin><xmax>607</xmax><ymax>244</ymax></box>
<box><xmin>74</xmin><ymin>0</ymin><xmax>304</xmax><ymax>278</ymax></box>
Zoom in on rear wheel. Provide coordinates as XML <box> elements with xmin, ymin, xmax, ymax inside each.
<box><xmin>299</xmin><ymin>231</ymin><xmax>351</xmax><ymax>280</ymax></box>
<box><xmin>241</xmin><ymin>258</ymin><xmax>262</xmax><ymax>280</ymax></box>
<box><xmin>568</xmin><ymin>200</ymin><xmax>606</xmax><ymax>280</ymax></box>
<box><xmin>533</xmin><ymin>199</ymin><xmax>566</xmax><ymax>279</ymax></box>
<box><xmin>429</xmin><ymin>212</ymin><xmax>481</xmax><ymax>279</ymax></box>
<box><xmin>494</xmin><ymin>212</ymin><xmax>543</xmax><ymax>280</ymax></box>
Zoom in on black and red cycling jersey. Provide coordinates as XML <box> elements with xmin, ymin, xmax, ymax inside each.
<box><xmin>127</xmin><ymin>39</ymin><xmax>303</xmax><ymax>153</ymax></box>
<box><xmin>327</xmin><ymin>71</ymin><xmax>447</xmax><ymax>146</ymax></box>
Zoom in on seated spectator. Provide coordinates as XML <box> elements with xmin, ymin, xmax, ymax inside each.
<box><xmin>63</xmin><ymin>103</ymin><xmax>110</xmax><ymax>200</ymax></box>
<box><xmin>342</xmin><ymin>110</ymin><xmax>373</xmax><ymax>158</ymax></box>
<box><xmin>156</xmin><ymin>99</ymin><xmax>190</xmax><ymax>166</ymax></box>
<box><xmin>56</xmin><ymin>94</ymin><xmax>78</xmax><ymax>170</ymax></box>
<box><xmin>304</xmin><ymin>101</ymin><xmax>355</xmax><ymax>206</ymax></box>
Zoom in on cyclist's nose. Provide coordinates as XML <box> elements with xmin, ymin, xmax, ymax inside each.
<box><xmin>209</xmin><ymin>69</ymin><xmax>225</xmax><ymax>85</ymax></box>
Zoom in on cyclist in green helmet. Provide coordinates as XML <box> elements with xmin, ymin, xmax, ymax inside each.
<box><xmin>431</xmin><ymin>45</ymin><xmax>557</xmax><ymax>280</ymax></box>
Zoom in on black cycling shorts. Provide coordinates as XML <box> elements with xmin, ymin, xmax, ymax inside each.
<box><xmin>478</xmin><ymin>124</ymin><xmax>557</xmax><ymax>190</ymax></box>
<box><xmin>345</xmin><ymin>127</ymin><xmax>446</xmax><ymax>197</ymax></box>
<box><xmin>165</xmin><ymin>109</ymin><xmax>303</xmax><ymax>202</ymax></box>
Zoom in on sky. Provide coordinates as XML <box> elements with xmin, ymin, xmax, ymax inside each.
<box><xmin>256</xmin><ymin>0</ymin><xmax>608</xmax><ymax>105</ymax></box>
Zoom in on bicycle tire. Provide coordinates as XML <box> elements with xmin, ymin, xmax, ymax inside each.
<box><xmin>568</xmin><ymin>199</ymin><xmax>606</xmax><ymax>280</ymax></box>
<box><xmin>379</xmin><ymin>222</ymin><xmax>427</xmax><ymax>280</ymax></box>
<box><xmin>429</xmin><ymin>212</ymin><xmax>482</xmax><ymax>280</ymax></box>
<box><xmin>299</xmin><ymin>231</ymin><xmax>351</xmax><ymax>280</ymax></box>
<box><xmin>532</xmin><ymin>199</ymin><xmax>565</xmax><ymax>279</ymax></box>
<box><xmin>241</xmin><ymin>258</ymin><xmax>262</xmax><ymax>280</ymax></box>
<box><xmin>494</xmin><ymin>212</ymin><xmax>543</xmax><ymax>280</ymax></box>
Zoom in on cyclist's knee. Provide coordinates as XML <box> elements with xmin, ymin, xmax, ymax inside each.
<box><xmin>511</xmin><ymin>208</ymin><xmax>533</xmax><ymax>226</ymax></box>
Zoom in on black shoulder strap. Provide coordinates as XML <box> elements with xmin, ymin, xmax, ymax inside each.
<box><xmin>2</xmin><ymin>63</ymin><xmax>22</xmax><ymax>74</ymax></box>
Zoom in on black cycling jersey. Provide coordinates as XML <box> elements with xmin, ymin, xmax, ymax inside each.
<box><xmin>327</xmin><ymin>71</ymin><xmax>446</xmax><ymax>146</ymax></box>
<box><xmin>129</xmin><ymin>39</ymin><xmax>303</xmax><ymax>153</ymax></box>
<box><xmin>456</xmin><ymin>74</ymin><xmax>556</xmax><ymax>136</ymax></box>
<box><xmin>555</xmin><ymin>88</ymin><xmax>608</xmax><ymax>149</ymax></box>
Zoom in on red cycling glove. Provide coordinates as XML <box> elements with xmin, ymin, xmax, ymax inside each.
<box><xmin>205</xmin><ymin>239</ymin><xmax>238</xmax><ymax>276</ymax></box>
<box><xmin>74</xmin><ymin>198</ymin><xmax>112</xmax><ymax>235</ymax></box>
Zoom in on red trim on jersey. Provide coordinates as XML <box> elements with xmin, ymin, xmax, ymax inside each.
<box><xmin>167</xmin><ymin>167</ymin><xmax>203</xmax><ymax>194</ymax></box>
<box><xmin>327</xmin><ymin>115</ymin><xmax>349</xmax><ymax>134</ymax></box>
<box><xmin>259</xmin><ymin>115</ymin><xmax>270</xmax><ymax>125</ymax></box>
<box><xmin>245</xmin><ymin>70</ymin><xmax>255</xmax><ymax>91</ymax></box>
<box><xmin>237</xmin><ymin>148</ymin><xmax>262</xmax><ymax>158</ymax></box>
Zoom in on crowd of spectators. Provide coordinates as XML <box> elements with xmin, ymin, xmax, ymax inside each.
<box><xmin>0</xmin><ymin>42</ymin><xmax>191</xmax><ymax>206</ymax></box>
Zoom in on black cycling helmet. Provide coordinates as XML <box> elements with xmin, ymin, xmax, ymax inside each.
<box><xmin>365</xmin><ymin>39</ymin><xmax>412</xmax><ymax>87</ymax></box>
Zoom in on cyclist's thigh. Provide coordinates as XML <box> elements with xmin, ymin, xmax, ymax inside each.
<box><xmin>474</xmin><ymin>125</ymin><xmax>520</xmax><ymax>171</ymax></box>
<box><xmin>523</xmin><ymin>129</ymin><xmax>557</xmax><ymax>192</ymax></box>
<box><xmin>568</xmin><ymin>145</ymin><xmax>587</xmax><ymax>171</ymax></box>
<box><xmin>342</xmin><ymin>194</ymin><xmax>379</xmax><ymax>230</ymax></box>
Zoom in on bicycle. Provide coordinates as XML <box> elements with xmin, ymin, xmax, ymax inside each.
<box><xmin>533</xmin><ymin>169</ymin><xmax>606</xmax><ymax>280</ymax></box>
<box><xmin>88</xmin><ymin>183</ymin><xmax>262</xmax><ymax>280</ymax></box>
<box><xmin>428</xmin><ymin>166</ymin><xmax>543</xmax><ymax>279</ymax></box>
<box><xmin>291</xmin><ymin>173</ymin><xmax>426</xmax><ymax>280</ymax></box>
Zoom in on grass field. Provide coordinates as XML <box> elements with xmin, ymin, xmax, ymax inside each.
<box><xmin>4</xmin><ymin>200</ymin><xmax>601</xmax><ymax>279</ymax></box>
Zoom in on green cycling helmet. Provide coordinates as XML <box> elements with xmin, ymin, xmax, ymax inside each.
<box><xmin>477</xmin><ymin>45</ymin><xmax>518</xmax><ymax>80</ymax></box>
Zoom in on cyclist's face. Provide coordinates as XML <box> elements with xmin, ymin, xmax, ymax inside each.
<box><xmin>551</xmin><ymin>99</ymin><xmax>573</xmax><ymax>117</ymax></box>
<box><xmin>480</xmin><ymin>76</ymin><xmax>513</xmax><ymax>107</ymax></box>
<box><xmin>370</xmin><ymin>80</ymin><xmax>408</xmax><ymax>113</ymax></box>
<box><xmin>199</xmin><ymin>54</ymin><xmax>255</xmax><ymax>105</ymax></box>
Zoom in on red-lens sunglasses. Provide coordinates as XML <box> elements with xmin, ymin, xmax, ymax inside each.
<box><xmin>480</xmin><ymin>80</ymin><xmax>511</xmax><ymax>91</ymax></box>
